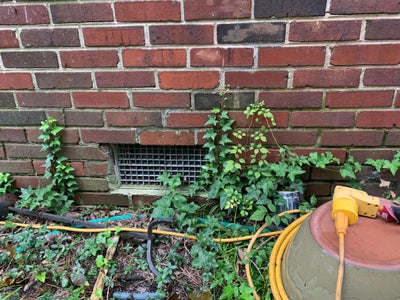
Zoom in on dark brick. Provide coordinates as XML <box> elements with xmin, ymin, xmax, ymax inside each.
<box><xmin>150</xmin><ymin>25</ymin><xmax>214</xmax><ymax>45</ymax></box>
<box><xmin>76</xmin><ymin>178</ymin><xmax>109</xmax><ymax>192</ymax></box>
<box><xmin>21</xmin><ymin>28</ymin><xmax>80</xmax><ymax>48</ymax></box>
<box><xmin>259</xmin><ymin>91</ymin><xmax>323</xmax><ymax>108</ymax></box>
<box><xmin>254</xmin><ymin>0</ymin><xmax>327</xmax><ymax>18</ymax></box>
<box><xmin>78</xmin><ymin>193</ymin><xmax>129</xmax><ymax>206</ymax></box>
<box><xmin>95</xmin><ymin>71</ymin><xmax>155</xmax><ymax>88</ymax></box>
<box><xmin>184</xmin><ymin>0</ymin><xmax>251</xmax><ymax>20</ymax></box>
<box><xmin>386</xmin><ymin>131</ymin><xmax>400</xmax><ymax>146</ymax></box>
<box><xmin>36</xmin><ymin>73</ymin><xmax>92</xmax><ymax>89</ymax></box>
<box><xmin>81</xmin><ymin>129</ymin><xmax>136</xmax><ymax>144</ymax></box>
<box><xmin>217</xmin><ymin>23</ymin><xmax>285</xmax><ymax>44</ymax></box>
<box><xmin>0</xmin><ymin>128</ymin><xmax>26</xmax><ymax>142</ymax></box>
<box><xmin>2</xmin><ymin>51</ymin><xmax>58</xmax><ymax>68</ymax></box>
<box><xmin>364</xmin><ymin>68</ymin><xmax>400</xmax><ymax>86</ymax></box>
<box><xmin>5</xmin><ymin>144</ymin><xmax>45</xmax><ymax>159</ymax></box>
<box><xmin>357</xmin><ymin>111</ymin><xmax>400</xmax><ymax>128</ymax></box>
<box><xmin>329</xmin><ymin>0</ymin><xmax>400</xmax><ymax>15</ymax></box>
<box><xmin>349</xmin><ymin>149</ymin><xmax>398</xmax><ymax>163</ymax></box>
<box><xmin>0</xmin><ymin>5</ymin><xmax>49</xmax><ymax>25</ymax></box>
<box><xmin>194</xmin><ymin>92</ymin><xmax>254</xmax><ymax>110</ymax></box>
<box><xmin>321</xmin><ymin>130</ymin><xmax>384</xmax><ymax>146</ymax></box>
<box><xmin>366</xmin><ymin>19</ymin><xmax>400</xmax><ymax>40</ymax></box>
<box><xmin>65</xmin><ymin>111</ymin><xmax>104</xmax><ymax>127</ymax></box>
<box><xmin>16</xmin><ymin>92</ymin><xmax>71</xmax><ymax>108</ymax></box>
<box><xmin>0</xmin><ymin>93</ymin><xmax>15</xmax><ymax>107</ymax></box>
<box><xmin>0</xmin><ymin>111</ymin><xmax>45</xmax><ymax>126</ymax></box>
<box><xmin>0</xmin><ymin>160</ymin><xmax>33</xmax><ymax>174</ymax></box>
<box><xmin>51</xmin><ymin>3</ymin><xmax>113</xmax><ymax>23</ymax></box>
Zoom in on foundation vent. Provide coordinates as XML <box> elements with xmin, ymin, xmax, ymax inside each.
<box><xmin>113</xmin><ymin>144</ymin><xmax>208</xmax><ymax>186</ymax></box>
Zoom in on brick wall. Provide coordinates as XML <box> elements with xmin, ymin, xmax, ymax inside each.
<box><xmin>0</xmin><ymin>0</ymin><xmax>399</xmax><ymax>205</ymax></box>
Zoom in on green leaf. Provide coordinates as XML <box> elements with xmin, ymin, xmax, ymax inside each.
<box><xmin>250</xmin><ymin>206</ymin><xmax>267</xmax><ymax>221</ymax></box>
<box><xmin>35</xmin><ymin>271</ymin><xmax>46</xmax><ymax>283</ymax></box>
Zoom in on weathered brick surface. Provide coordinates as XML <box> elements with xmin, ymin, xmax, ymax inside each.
<box><xmin>321</xmin><ymin>130</ymin><xmax>384</xmax><ymax>146</ymax></box>
<box><xmin>0</xmin><ymin>160</ymin><xmax>33</xmax><ymax>174</ymax></box>
<box><xmin>194</xmin><ymin>92</ymin><xmax>254</xmax><ymax>110</ymax></box>
<box><xmin>259</xmin><ymin>46</ymin><xmax>325</xmax><ymax>66</ymax></box>
<box><xmin>0</xmin><ymin>111</ymin><xmax>45</xmax><ymax>126</ymax></box>
<box><xmin>16</xmin><ymin>92</ymin><xmax>71</xmax><ymax>108</ymax></box>
<box><xmin>61</xmin><ymin>50</ymin><xmax>119</xmax><ymax>68</ymax></box>
<box><xmin>81</xmin><ymin>129</ymin><xmax>136</xmax><ymax>144</ymax></box>
<box><xmin>0</xmin><ymin>30</ymin><xmax>18</xmax><ymax>48</ymax></box>
<box><xmin>0</xmin><ymin>5</ymin><xmax>49</xmax><ymax>25</ymax></box>
<box><xmin>115</xmin><ymin>1</ymin><xmax>180</xmax><ymax>22</ymax></box>
<box><xmin>21</xmin><ymin>28</ymin><xmax>80</xmax><ymax>48</ymax></box>
<box><xmin>65</xmin><ymin>111</ymin><xmax>104</xmax><ymax>127</ymax></box>
<box><xmin>62</xmin><ymin>145</ymin><xmax>109</xmax><ymax>161</ymax></box>
<box><xmin>166</xmin><ymin>112</ymin><xmax>210</xmax><ymax>128</ymax></box>
<box><xmin>0</xmin><ymin>128</ymin><xmax>26</xmax><ymax>142</ymax></box>
<box><xmin>289</xmin><ymin>20</ymin><xmax>361</xmax><ymax>42</ymax></box>
<box><xmin>329</xmin><ymin>0</ymin><xmax>400</xmax><ymax>15</ymax></box>
<box><xmin>159</xmin><ymin>71</ymin><xmax>219</xmax><ymax>89</ymax></box>
<box><xmin>191</xmin><ymin>48</ymin><xmax>253</xmax><ymax>67</ymax></box>
<box><xmin>0</xmin><ymin>73</ymin><xmax>33</xmax><ymax>90</ymax></box>
<box><xmin>105</xmin><ymin>111</ymin><xmax>162</xmax><ymax>127</ymax></box>
<box><xmin>51</xmin><ymin>3</ymin><xmax>113</xmax><ymax>23</ymax></box>
<box><xmin>150</xmin><ymin>25</ymin><xmax>214</xmax><ymax>45</ymax></box>
<box><xmin>0</xmin><ymin>93</ymin><xmax>15</xmax><ymax>107</ymax></box>
<box><xmin>83</xmin><ymin>27</ymin><xmax>144</xmax><ymax>47</ymax></box>
<box><xmin>366</xmin><ymin>19</ymin><xmax>400</xmax><ymax>40</ymax></box>
<box><xmin>255</xmin><ymin>0</ymin><xmax>327</xmax><ymax>18</ymax></box>
<box><xmin>291</xmin><ymin>111</ymin><xmax>355</xmax><ymax>127</ymax></box>
<box><xmin>2</xmin><ymin>51</ymin><xmax>58</xmax><ymax>68</ymax></box>
<box><xmin>185</xmin><ymin>0</ymin><xmax>251</xmax><ymax>20</ymax></box>
<box><xmin>73</xmin><ymin>92</ymin><xmax>129</xmax><ymax>108</ymax></box>
<box><xmin>385</xmin><ymin>131</ymin><xmax>400</xmax><ymax>146</ymax></box>
<box><xmin>331</xmin><ymin>45</ymin><xmax>400</xmax><ymax>65</ymax></box>
<box><xmin>293</xmin><ymin>69</ymin><xmax>360</xmax><ymax>88</ymax></box>
<box><xmin>36</xmin><ymin>72</ymin><xmax>92</xmax><ymax>89</ymax></box>
<box><xmin>357</xmin><ymin>111</ymin><xmax>400</xmax><ymax>128</ymax></box>
<box><xmin>5</xmin><ymin>144</ymin><xmax>45</xmax><ymax>159</ymax></box>
<box><xmin>364</xmin><ymin>68</ymin><xmax>400</xmax><ymax>86</ymax></box>
<box><xmin>140</xmin><ymin>131</ymin><xmax>195</xmax><ymax>145</ymax></box>
<box><xmin>96</xmin><ymin>71</ymin><xmax>155</xmax><ymax>88</ymax></box>
<box><xmin>76</xmin><ymin>178</ymin><xmax>109</xmax><ymax>192</ymax></box>
<box><xmin>259</xmin><ymin>91</ymin><xmax>322</xmax><ymax>108</ymax></box>
<box><xmin>326</xmin><ymin>91</ymin><xmax>393</xmax><ymax>108</ymax></box>
<box><xmin>123</xmin><ymin>49</ymin><xmax>186</xmax><ymax>67</ymax></box>
<box><xmin>133</xmin><ymin>92</ymin><xmax>190</xmax><ymax>108</ymax></box>
<box><xmin>217</xmin><ymin>23</ymin><xmax>285</xmax><ymax>44</ymax></box>
<box><xmin>225</xmin><ymin>71</ymin><xmax>288</xmax><ymax>88</ymax></box>
<box><xmin>84</xmin><ymin>162</ymin><xmax>108</xmax><ymax>177</ymax></box>
<box><xmin>267</xmin><ymin>130</ymin><xmax>318</xmax><ymax>146</ymax></box>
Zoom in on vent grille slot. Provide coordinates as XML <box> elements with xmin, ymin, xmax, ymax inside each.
<box><xmin>114</xmin><ymin>144</ymin><xmax>208</xmax><ymax>186</ymax></box>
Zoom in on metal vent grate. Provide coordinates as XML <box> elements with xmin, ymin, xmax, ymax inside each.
<box><xmin>114</xmin><ymin>144</ymin><xmax>208</xmax><ymax>186</ymax></box>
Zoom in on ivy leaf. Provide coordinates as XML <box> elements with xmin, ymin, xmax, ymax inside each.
<box><xmin>250</xmin><ymin>206</ymin><xmax>267</xmax><ymax>221</ymax></box>
<box><xmin>35</xmin><ymin>271</ymin><xmax>46</xmax><ymax>283</ymax></box>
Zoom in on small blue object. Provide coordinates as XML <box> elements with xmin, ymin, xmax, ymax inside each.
<box><xmin>112</xmin><ymin>292</ymin><xmax>164</xmax><ymax>300</ymax></box>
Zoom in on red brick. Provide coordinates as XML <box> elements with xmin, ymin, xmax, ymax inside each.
<box><xmin>21</xmin><ymin>28</ymin><xmax>80</xmax><ymax>48</ymax></box>
<box><xmin>184</xmin><ymin>0</ymin><xmax>251</xmax><ymax>20</ymax></box>
<box><xmin>16</xmin><ymin>92</ymin><xmax>71</xmax><ymax>108</ymax></box>
<box><xmin>349</xmin><ymin>149</ymin><xmax>398</xmax><ymax>163</ymax></box>
<box><xmin>331</xmin><ymin>45</ymin><xmax>400</xmax><ymax>66</ymax></box>
<box><xmin>321</xmin><ymin>130</ymin><xmax>384</xmax><ymax>146</ymax></box>
<box><xmin>73</xmin><ymin>92</ymin><xmax>129</xmax><ymax>108</ymax></box>
<box><xmin>140</xmin><ymin>131</ymin><xmax>195</xmax><ymax>145</ymax></box>
<box><xmin>14</xmin><ymin>176</ymin><xmax>44</xmax><ymax>189</ymax></box>
<box><xmin>0</xmin><ymin>160</ymin><xmax>33</xmax><ymax>174</ymax></box>
<box><xmin>191</xmin><ymin>48</ymin><xmax>253</xmax><ymax>67</ymax></box>
<box><xmin>133</xmin><ymin>92</ymin><xmax>190</xmax><ymax>108</ymax></box>
<box><xmin>293</xmin><ymin>69</ymin><xmax>360</xmax><ymax>88</ymax></box>
<box><xmin>291</xmin><ymin>111</ymin><xmax>355</xmax><ymax>127</ymax></box>
<box><xmin>0</xmin><ymin>147</ymin><xmax>4</xmax><ymax>159</ymax></box>
<box><xmin>259</xmin><ymin>46</ymin><xmax>325</xmax><ymax>66</ymax></box>
<box><xmin>96</xmin><ymin>71</ymin><xmax>155</xmax><ymax>88</ymax></box>
<box><xmin>5</xmin><ymin>144</ymin><xmax>45</xmax><ymax>159</ymax></box>
<box><xmin>60</xmin><ymin>50</ymin><xmax>119</xmax><ymax>68</ymax></box>
<box><xmin>33</xmin><ymin>160</ymin><xmax>84</xmax><ymax>176</ymax></box>
<box><xmin>357</xmin><ymin>111</ymin><xmax>400</xmax><ymax>128</ymax></box>
<box><xmin>105</xmin><ymin>111</ymin><xmax>162</xmax><ymax>127</ymax></box>
<box><xmin>65</xmin><ymin>111</ymin><xmax>104</xmax><ymax>127</ymax></box>
<box><xmin>0</xmin><ymin>128</ymin><xmax>26</xmax><ymax>142</ymax></box>
<box><xmin>225</xmin><ymin>71</ymin><xmax>288</xmax><ymax>88</ymax></box>
<box><xmin>26</xmin><ymin>128</ymin><xmax>80</xmax><ymax>144</ymax></box>
<box><xmin>395</xmin><ymin>91</ymin><xmax>400</xmax><ymax>107</ymax></box>
<box><xmin>364</xmin><ymin>68</ymin><xmax>400</xmax><ymax>86</ymax></box>
<box><xmin>0</xmin><ymin>73</ymin><xmax>33</xmax><ymax>90</ymax></box>
<box><xmin>229</xmin><ymin>111</ymin><xmax>288</xmax><ymax>128</ymax></box>
<box><xmin>83</xmin><ymin>27</ymin><xmax>144</xmax><ymax>47</ymax></box>
<box><xmin>267</xmin><ymin>130</ymin><xmax>318</xmax><ymax>146</ymax></box>
<box><xmin>81</xmin><ymin>129</ymin><xmax>135</xmax><ymax>144</ymax></box>
<box><xmin>289</xmin><ymin>20</ymin><xmax>361</xmax><ymax>42</ymax></box>
<box><xmin>159</xmin><ymin>71</ymin><xmax>219</xmax><ymax>89</ymax></box>
<box><xmin>329</xmin><ymin>0</ymin><xmax>400</xmax><ymax>14</ymax></box>
<box><xmin>84</xmin><ymin>162</ymin><xmax>108</xmax><ymax>177</ymax></box>
<box><xmin>0</xmin><ymin>30</ymin><xmax>18</xmax><ymax>48</ymax></box>
<box><xmin>150</xmin><ymin>25</ymin><xmax>213</xmax><ymax>45</ymax></box>
<box><xmin>51</xmin><ymin>3</ymin><xmax>113</xmax><ymax>23</ymax></box>
<box><xmin>366</xmin><ymin>19</ymin><xmax>400</xmax><ymax>40</ymax></box>
<box><xmin>326</xmin><ymin>91</ymin><xmax>393</xmax><ymax>108</ymax></box>
<box><xmin>63</xmin><ymin>145</ymin><xmax>108</xmax><ymax>161</ymax></box>
<box><xmin>0</xmin><ymin>5</ymin><xmax>49</xmax><ymax>25</ymax></box>
<box><xmin>123</xmin><ymin>49</ymin><xmax>186</xmax><ymax>67</ymax></box>
<box><xmin>115</xmin><ymin>1</ymin><xmax>180</xmax><ymax>22</ymax></box>
<box><xmin>259</xmin><ymin>91</ymin><xmax>323</xmax><ymax>108</ymax></box>
<box><xmin>166</xmin><ymin>112</ymin><xmax>209</xmax><ymax>128</ymax></box>
<box><xmin>36</xmin><ymin>72</ymin><xmax>92</xmax><ymax>89</ymax></box>
<box><xmin>385</xmin><ymin>131</ymin><xmax>400</xmax><ymax>146</ymax></box>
